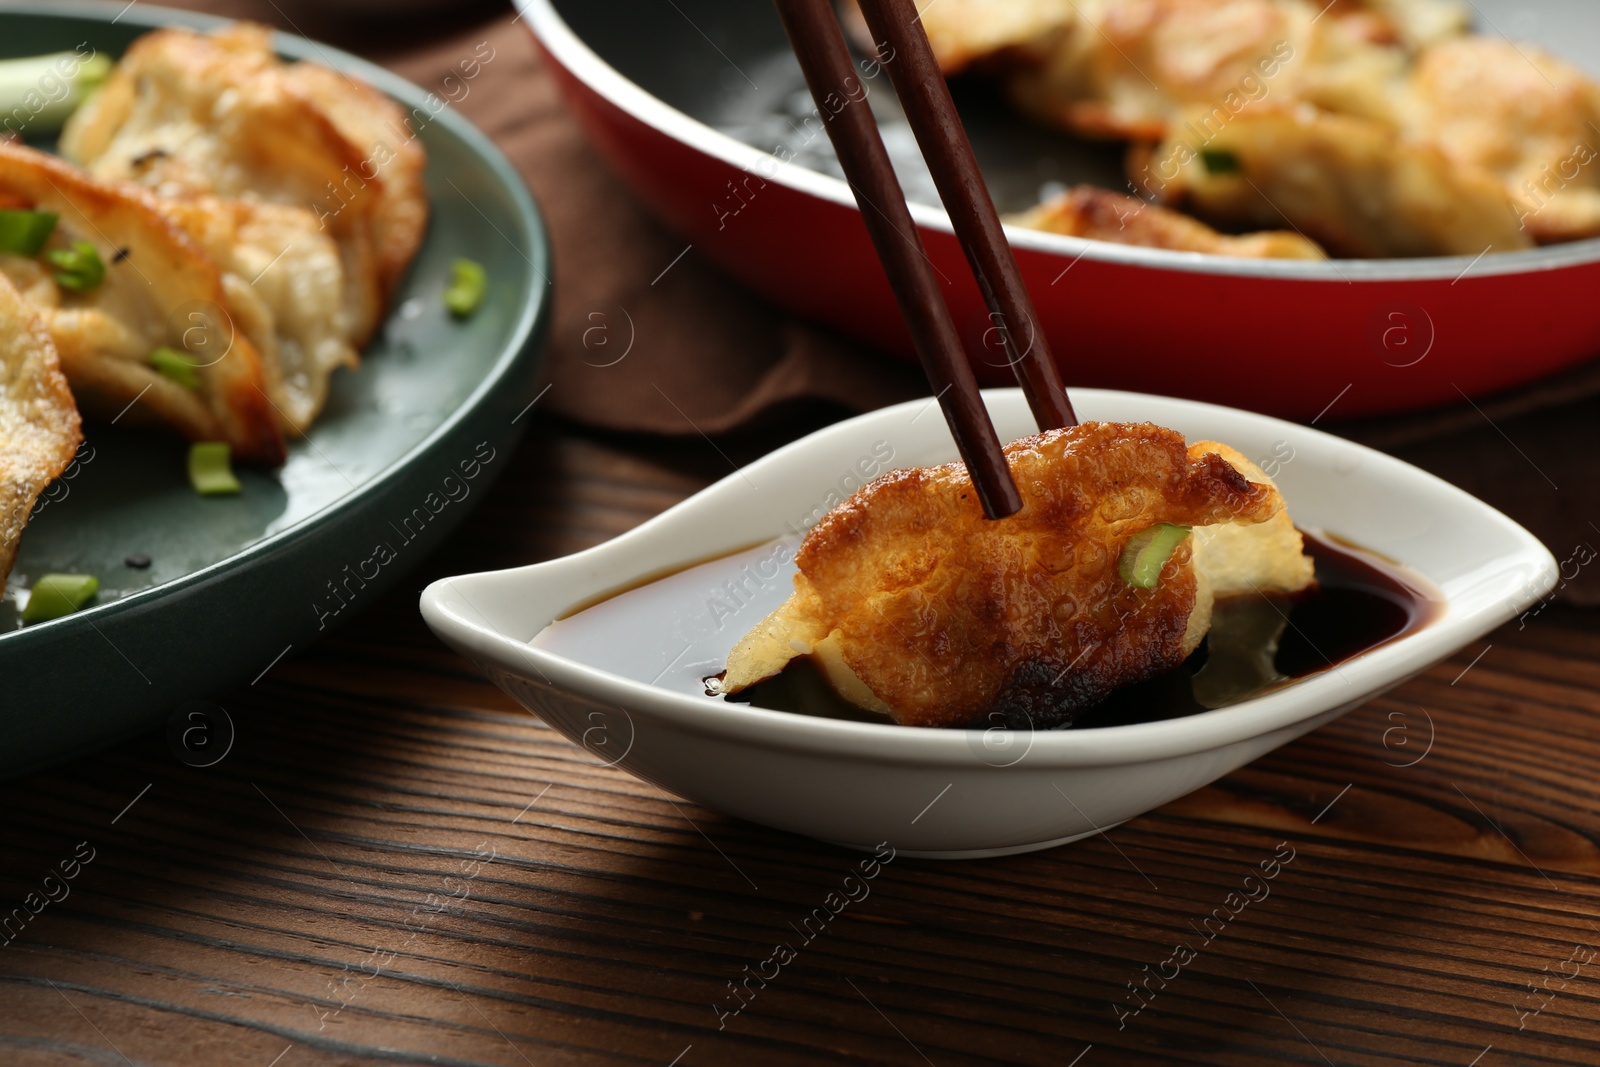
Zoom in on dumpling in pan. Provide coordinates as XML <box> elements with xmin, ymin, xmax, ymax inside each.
<box><xmin>1401</xmin><ymin>37</ymin><xmax>1600</xmax><ymax>243</ymax></box>
<box><xmin>898</xmin><ymin>0</ymin><xmax>1465</xmax><ymax>140</ymax></box>
<box><xmin>1147</xmin><ymin>106</ymin><xmax>1530</xmax><ymax>257</ymax></box>
<box><xmin>0</xmin><ymin>273</ymin><xmax>81</xmax><ymax>583</ymax></box>
<box><xmin>1008</xmin><ymin>184</ymin><xmax>1326</xmax><ymax>258</ymax></box>
<box><xmin>872</xmin><ymin>0</ymin><xmax>1080</xmax><ymax>76</ymax></box>
<box><xmin>0</xmin><ymin>142</ymin><xmax>284</xmax><ymax>464</ymax></box>
<box><xmin>58</xmin><ymin>21</ymin><xmax>424</xmax><ymax>319</ymax></box>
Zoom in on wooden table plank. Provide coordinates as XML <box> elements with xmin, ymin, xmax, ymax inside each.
<box><xmin>4</xmin><ymin>420</ymin><xmax>1600</xmax><ymax>1066</ymax></box>
<box><xmin>4</xmin><ymin>3</ymin><xmax>1599</xmax><ymax>1062</ymax></box>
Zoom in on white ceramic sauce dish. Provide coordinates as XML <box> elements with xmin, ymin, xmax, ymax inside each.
<box><xmin>420</xmin><ymin>390</ymin><xmax>1558</xmax><ymax>858</ymax></box>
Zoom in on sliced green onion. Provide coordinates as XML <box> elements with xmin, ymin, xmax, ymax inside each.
<box><xmin>1118</xmin><ymin>524</ymin><xmax>1192</xmax><ymax>589</ymax></box>
<box><xmin>0</xmin><ymin>209</ymin><xmax>58</xmax><ymax>255</ymax></box>
<box><xmin>1200</xmin><ymin>148</ymin><xmax>1242</xmax><ymax>176</ymax></box>
<box><xmin>22</xmin><ymin>573</ymin><xmax>99</xmax><ymax>624</ymax></box>
<box><xmin>46</xmin><ymin>239</ymin><xmax>105</xmax><ymax>292</ymax></box>
<box><xmin>444</xmin><ymin>257</ymin><xmax>486</xmax><ymax>318</ymax></box>
<box><xmin>149</xmin><ymin>346</ymin><xmax>200</xmax><ymax>389</ymax></box>
<box><xmin>76</xmin><ymin>52</ymin><xmax>113</xmax><ymax>94</ymax></box>
<box><xmin>0</xmin><ymin>50</ymin><xmax>114</xmax><ymax>137</ymax></box>
<box><xmin>188</xmin><ymin>442</ymin><xmax>241</xmax><ymax>496</ymax></box>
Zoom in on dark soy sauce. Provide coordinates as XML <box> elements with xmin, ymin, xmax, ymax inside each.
<box><xmin>724</xmin><ymin>532</ymin><xmax>1441</xmax><ymax>729</ymax></box>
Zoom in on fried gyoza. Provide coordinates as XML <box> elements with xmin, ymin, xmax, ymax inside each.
<box><xmin>59</xmin><ymin>21</ymin><xmax>424</xmax><ymax>313</ymax></box>
<box><xmin>279</xmin><ymin>57</ymin><xmax>428</xmax><ymax>295</ymax></box>
<box><xmin>897</xmin><ymin>0</ymin><xmax>1600</xmax><ymax>256</ymax></box>
<box><xmin>887</xmin><ymin>0</ymin><xmax>1078</xmax><ymax>76</ymax></box>
<box><xmin>1401</xmin><ymin>37</ymin><xmax>1600</xmax><ymax>242</ymax></box>
<box><xmin>1148</xmin><ymin>107</ymin><xmax>1530</xmax><ymax>257</ymax></box>
<box><xmin>1137</xmin><ymin>39</ymin><xmax>1600</xmax><ymax>255</ymax></box>
<box><xmin>162</xmin><ymin>197</ymin><xmax>362</xmax><ymax>433</ymax></box>
<box><xmin>0</xmin><ymin>273</ymin><xmax>81</xmax><ymax>583</ymax></box>
<box><xmin>1187</xmin><ymin>441</ymin><xmax>1313</xmax><ymax>597</ymax></box>
<box><xmin>719</xmin><ymin>422</ymin><xmax>1313</xmax><ymax>729</ymax></box>
<box><xmin>902</xmin><ymin>0</ymin><xmax>1463</xmax><ymax>141</ymax></box>
<box><xmin>1362</xmin><ymin>0</ymin><xmax>1471</xmax><ymax>49</ymax></box>
<box><xmin>0</xmin><ymin>143</ymin><xmax>284</xmax><ymax>463</ymax></box>
<box><xmin>1009</xmin><ymin>184</ymin><xmax>1326</xmax><ymax>258</ymax></box>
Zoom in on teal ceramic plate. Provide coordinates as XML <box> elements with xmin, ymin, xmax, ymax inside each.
<box><xmin>0</xmin><ymin>2</ymin><xmax>550</xmax><ymax>776</ymax></box>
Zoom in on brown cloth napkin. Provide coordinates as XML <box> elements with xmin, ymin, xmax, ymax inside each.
<box><xmin>176</xmin><ymin>1</ymin><xmax>1600</xmax><ymax>605</ymax></box>
<box><xmin>378</xmin><ymin>12</ymin><xmax>931</xmax><ymax>434</ymax></box>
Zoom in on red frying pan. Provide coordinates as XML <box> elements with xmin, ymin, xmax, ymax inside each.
<box><xmin>517</xmin><ymin>0</ymin><xmax>1600</xmax><ymax>420</ymax></box>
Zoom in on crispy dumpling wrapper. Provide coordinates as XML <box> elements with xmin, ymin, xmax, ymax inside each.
<box><xmin>899</xmin><ymin>0</ymin><xmax>1464</xmax><ymax>141</ymax></box>
<box><xmin>1149</xmin><ymin>106</ymin><xmax>1530</xmax><ymax>257</ymax></box>
<box><xmin>0</xmin><ymin>142</ymin><xmax>284</xmax><ymax>464</ymax></box>
<box><xmin>720</xmin><ymin>422</ymin><xmax>1313</xmax><ymax>729</ymax></box>
<box><xmin>278</xmin><ymin>56</ymin><xmax>428</xmax><ymax>295</ymax></box>
<box><xmin>1187</xmin><ymin>441</ymin><xmax>1314</xmax><ymax>597</ymax></box>
<box><xmin>886</xmin><ymin>0</ymin><xmax>1600</xmax><ymax>258</ymax></box>
<box><xmin>162</xmin><ymin>196</ymin><xmax>362</xmax><ymax>433</ymax></box>
<box><xmin>0</xmin><ymin>273</ymin><xmax>82</xmax><ymax>582</ymax></box>
<box><xmin>852</xmin><ymin>0</ymin><xmax>1080</xmax><ymax>76</ymax></box>
<box><xmin>1400</xmin><ymin>37</ymin><xmax>1600</xmax><ymax>243</ymax></box>
<box><xmin>1008</xmin><ymin>184</ymin><xmax>1326</xmax><ymax>258</ymax></box>
<box><xmin>59</xmin><ymin>21</ymin><xmax>421</xmax><ymax>319</ymax></box>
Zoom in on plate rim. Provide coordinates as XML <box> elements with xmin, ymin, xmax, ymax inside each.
<box><xmin>515</xmin><ymin>0</ymin><xmax>1600</xmax><ymax>284</ymax></box>
<box><xmin>0</xmin><ymin>0</ymin><xmax>552</xmax><ymax>647</ymax></box>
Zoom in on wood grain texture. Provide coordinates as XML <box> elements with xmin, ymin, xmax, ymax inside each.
<box><xmin>2</xmin><ymin>2</ymin><xmax>1598</xmax><ymax>1063</ymax></box>
<box><xmin>3</xmin><ymin>419</ymin><xmax>1600</xmax><ymax>1067</ymax></box>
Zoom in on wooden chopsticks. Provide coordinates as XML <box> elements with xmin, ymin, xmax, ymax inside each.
<box><xmin>773</xmin><ymin>0</ymin><xmax>1076</xmax><ymax>520</ymax></box>
<box><xmin>854</xmin><ymin>0</ymin><xmax>1077</xmax><ymax>432</ymax></box>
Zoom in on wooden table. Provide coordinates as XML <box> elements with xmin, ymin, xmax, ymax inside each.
<box><xmin>4</xmin><ymin>416</ymin><xmax>1599</xmax><ymax>1066</ymax></box>
<box><xmin>5</xmin><ymin>3</ymin><xmax>1600</xmax><ymax>1064</ymax></box>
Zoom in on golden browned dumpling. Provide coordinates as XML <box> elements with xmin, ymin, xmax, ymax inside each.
<box><xmin>279</xmin><ymin>58</ymin><xmax>428</xmax><ymax>296</ymax></box>
<box><xmin>719</xmin><ymin>422</ymin><xmax>1309</xmax><ymax>728</ymax></box>
<box><xmin>161</xmin><ymin>197</ymin><xmax>362</xmax><ymax>434</ymax></box>
<box><xmin>1187</xmin><ymin>441</ymin><xmax>1314</xmax><ymax>597</ymax></box>
<box><xmin>903</xmin><ymin>0</ymin><xmax>1461</xmax><ymax>140</ymax></box>
<box><xmin>892</xmin><ymin>0</ymin><xmax>1600</xmax><ymax>258</ymax></box>
<box><xmin>1150</xmin><ymin>106</ymin><xmax>1531</xmax><ymax>257</ymax></box>
<box><xmin>1364</xmin><ymin>0</ymin><xmax>1470</xmax><ymax>49</ymax></box>
<box><xmin>868</xmin><ymin>0</ymin><xmax>1080</xmax><ymax>76</ymax></box>
<box><xmin>0</xmin><ymin>273</ymin><xmax>81</xmax><ymax>582</ymax></box>
<box><xmin>1009</xmin><ymin>183</ymin><xmax>1326</xmax><ymax>258</ymax></box>
<box><xmin>1401</xmin><ymin>37</ymin><xmax>1600</xmax><ymax>243</ymax></box>
<box><xmin>0</xmin><ymin>142</ymin><xmax>284</xmax><ymax>464</ymax></box>
<box><xmin>59</xmin><ymin>22</ymin><xmax>424</xmax><ymax>316</ymax></box>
